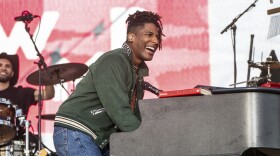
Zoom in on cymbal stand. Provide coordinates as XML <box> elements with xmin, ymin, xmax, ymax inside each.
<box><xmin>71</xmin><ymin>79</ymin><xmax>76</xmax><ymax>92</ymax></box>
<box><xmin>23</xmin><ymin>18</ymin><xmax>52</xmax><ymax>152</ymax></box>
<box><xmin>54</xmin><ymin>69</ymin><xmax>71</xmax><ymax>95</ymax></box>
<box><xmin>221</xmin><ymin>0</ymin><xmax>259</xmax><ymax>88</ymax></box>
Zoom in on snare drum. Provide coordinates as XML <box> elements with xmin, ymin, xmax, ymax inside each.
<box><xmin>0</xmin><ymin>103</ymin><xmax>16</xmax><ymax>145</ymax></box>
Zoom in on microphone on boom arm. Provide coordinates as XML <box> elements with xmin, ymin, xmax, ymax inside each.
<box><xmin>14</xmin><ymin>10</ymin><xmax>39</xmax><ymax>23</ymax></box>
<box><xmin>142</xmin><ymin>81</ymin><xmax>163</xmax><ymax>96</ymax></box>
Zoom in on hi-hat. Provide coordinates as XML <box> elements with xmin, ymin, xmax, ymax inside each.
<box><xmin>27</xmin><ymin>63</ymin><xmax>88</xmax><ymax>85</ymax></box>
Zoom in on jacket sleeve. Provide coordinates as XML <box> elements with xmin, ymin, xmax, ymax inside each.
<box><xmin>92</xmin><ymin>54</ymin><xmax>141</xmax><ymax>132</ymax></box>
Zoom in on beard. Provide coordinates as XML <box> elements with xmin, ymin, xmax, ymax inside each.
<box><xmin>0</xmin><ymin>75</ymin><xmax>12</xmax><ymax>83</ymax></box>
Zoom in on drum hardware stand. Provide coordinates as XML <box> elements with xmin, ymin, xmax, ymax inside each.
<box><xmin>20</xmin><ymin>118</ymin><xmax>31</xmax><ymax>156</ymax></box>
<box><xmin>229</xmin><ymin>76</ymin><xmax>270</xmax><ymax>87</ymax></box>
<box><xmin>24</xmin><ymin>120</ymin><xmax>30</xmax><ymax>156</ymax></box>
<box><xmin>247</xmin><ymin>34</ymin><xmax>255</xmax><ymax>87</ymax></box>
<box><xmin>16</xmin><ymin>114</ymin><xmax>32</xmax><ymax>156</ymax></box>
<box><xmin>221</xmin><ymin>0</ymin><xmax>259</xmax><ymax>88</ymax></box>
<box><xmin>267</xmin><ymin>64</ymin><xmax>272</xmax><ymax>82</ymax></box>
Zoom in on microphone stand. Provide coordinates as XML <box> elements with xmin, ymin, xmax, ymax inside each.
<box><xmin>24</xmin><ymin>22</ymin><xmax>52</xmax><ymax>153</ymax></box>
<box><xmin>220</xmin><ymin>0</ymin><xmax>259</xmax><ymax>88</ymax></box>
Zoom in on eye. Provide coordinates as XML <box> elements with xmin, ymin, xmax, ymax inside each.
<box><xmin>145</xmin><ymin>33</ymin><xmax>153</xmax><ymax>37</ymax></box>
<box><xmin>156</xmin><ymin>35</ymin><xmax>160</xmax><ymax>40</ymax></box>
<box><xmin>5</xmin><ymin>64</ymin><xmax>11</xmax><ymax>69</ymax></box>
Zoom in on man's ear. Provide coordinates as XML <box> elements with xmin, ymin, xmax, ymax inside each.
<box><xmin>11</xmin><ymin>71</ymin><xmax>14</xmax><ymax>78</ymax></box>
<box><xmin>128</xmin><ymin>32</ymin><xmax>134</xmax><ymax>42</ymax></box>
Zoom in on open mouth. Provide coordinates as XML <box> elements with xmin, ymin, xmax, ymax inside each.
<box><xmin>145</xmin><ymin>46</ymin><xmax>157</xmax><ymax>54</ymax></box>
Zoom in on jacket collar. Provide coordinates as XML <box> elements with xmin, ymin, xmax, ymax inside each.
<box><xmin>122</xmin><ymin>42</ymin><xmax>149</xmax><ymax>77</ymax></box>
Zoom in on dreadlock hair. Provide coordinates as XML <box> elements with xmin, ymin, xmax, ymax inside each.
<box><xmin>126</xmin><ymin>10</ymin><xmax>164</xmax><ymax>50</ymax></box>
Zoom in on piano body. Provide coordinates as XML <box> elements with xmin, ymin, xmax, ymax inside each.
<box><xmin>110</xmin><ymin>88</ymin><xmax>280</xmax><ymax>156</ymax></box>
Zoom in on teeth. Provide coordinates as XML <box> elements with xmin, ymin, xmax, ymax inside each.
<box><xmin>146</xmin><ymin>46</ymin><xmax>155</xmax><ymax>51</ymax></box>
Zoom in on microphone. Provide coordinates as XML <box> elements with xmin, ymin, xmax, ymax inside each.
<box><xmin>14</xmin><ymin>10</ymin><xmax>39</xmax><ymax>23</ymax></box>
<box><xmin>142</xmin><ymin>81</ymin><xmax>163</xmax><ymax>96</ymax></box>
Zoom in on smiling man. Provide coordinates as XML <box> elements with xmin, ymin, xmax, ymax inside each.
<box><xmin>53</xmin><ymin>10</ymin><xmax>164</xmax><ymax>156</ymax></box>
<box><xmin>0</xmin><ymin>53</ymin><xmax>54</xmax><ymax>107</ymax></box>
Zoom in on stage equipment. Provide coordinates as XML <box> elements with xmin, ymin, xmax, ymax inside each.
<box><xmin>110</xmin><ymin>88</ymin><xmax>280</xmax><ymax>156</ymax></box>
<box><xmin>26</xmin><ymin>63</ymin><xmax>88</xmax><ymax>86</ymax></box>
<box><xmin>36</xmin><ymin>114</ymin><xmax>56</xmax><ymax>121</ymax></box>
<box><xmin>221</xmin><ymin>0</ymin><xmax>260</xmax><ymax>88</ymax></box>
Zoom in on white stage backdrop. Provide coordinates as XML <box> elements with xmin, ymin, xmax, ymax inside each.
<box><xmin>0</xmin><ymin>0</ymin><xmax>279</xmax><ymax>151</ymax></box>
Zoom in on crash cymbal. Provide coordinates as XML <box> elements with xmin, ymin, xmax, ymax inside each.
<box><xmin>250</xmin><ymin>61</ymin><xmax>280</xmax><ymax>70</ymax></box>
<box><xmin>27</xmin><ymin>63</ymin><xmax>88</xmax><ymax>85</ymax></box>
<box><xmin>36</xmin><ymin>114</ymin><xmax>56</xmax><ymax>120</ymax></box>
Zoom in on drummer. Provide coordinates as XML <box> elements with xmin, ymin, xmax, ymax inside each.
<box><xmin>0</xmin><ymin>52</ymin><xmax>55</xmax><ymax>117</ymax></box>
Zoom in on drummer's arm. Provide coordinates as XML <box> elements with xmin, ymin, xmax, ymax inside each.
<box><xmin>34</xmin><ymin>85</ymin><xmax>55</xmax><ymax>101</ymax></box>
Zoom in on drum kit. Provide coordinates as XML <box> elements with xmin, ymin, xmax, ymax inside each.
<box><xmin>249</xmin><ymin>57</ymin><xmax>278</xmax><ymax>85</ymax></box>
<box><xmin>0</xmin><ymin>63</ymin><xmax>88</xmax><ymax>156</ymax></box>
<box><xmin>0</xmin><ymin>105</ymin><xmax>37</xmax><ymax>156</ymax></box>
<box><xmin>232</xmin><ymin>56</ymin><xmax>280</xmax><ymax>88</ymax></box>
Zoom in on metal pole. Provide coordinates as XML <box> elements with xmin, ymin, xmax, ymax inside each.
<box><xmin>24</xmin><ymin>120</ymin><xmax>30</xmax><ymax>156</ymax></box>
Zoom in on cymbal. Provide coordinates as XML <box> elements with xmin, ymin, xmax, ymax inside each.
<box><xmin>250</xmin><ymin>61</ymin><xmax>280</xmax><ymax>70</ymax></box>
<box><xmin>36</xmin><ymin>114</ymin><xmax>56</xmax><ymax>120</ymax></box>
<box><xmin>27</xmin><ymin>63</ymin><xmax>88</xmax><ymax>85</ymax></box>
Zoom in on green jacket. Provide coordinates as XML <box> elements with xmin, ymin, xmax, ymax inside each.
<box><xmin>54</xmin><ymin>47</ymin><xmax>149</xmax><ymax>148</ymax></box>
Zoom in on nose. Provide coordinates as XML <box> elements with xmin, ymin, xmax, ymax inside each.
<box><xmin>151</xmin><ymin>36</ymin><xmax>159</xmax><ymax>45</ymax></box>
<box><xmin>0</xmin><ymin>65</ymin><xmax>7</xmax><ymax>71</ymax></box>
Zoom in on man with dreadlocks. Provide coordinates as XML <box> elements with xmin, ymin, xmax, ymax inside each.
<box><xmin>53</xmin><ymin>10</ymin><xmax>164</xmax><ymax>156</ymax></box>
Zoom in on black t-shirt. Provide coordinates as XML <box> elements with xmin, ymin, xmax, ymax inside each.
<box><xmin>0</xmin><ymin>86</ymin><xmax>36</xmax><ymax>116</ymax></box>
